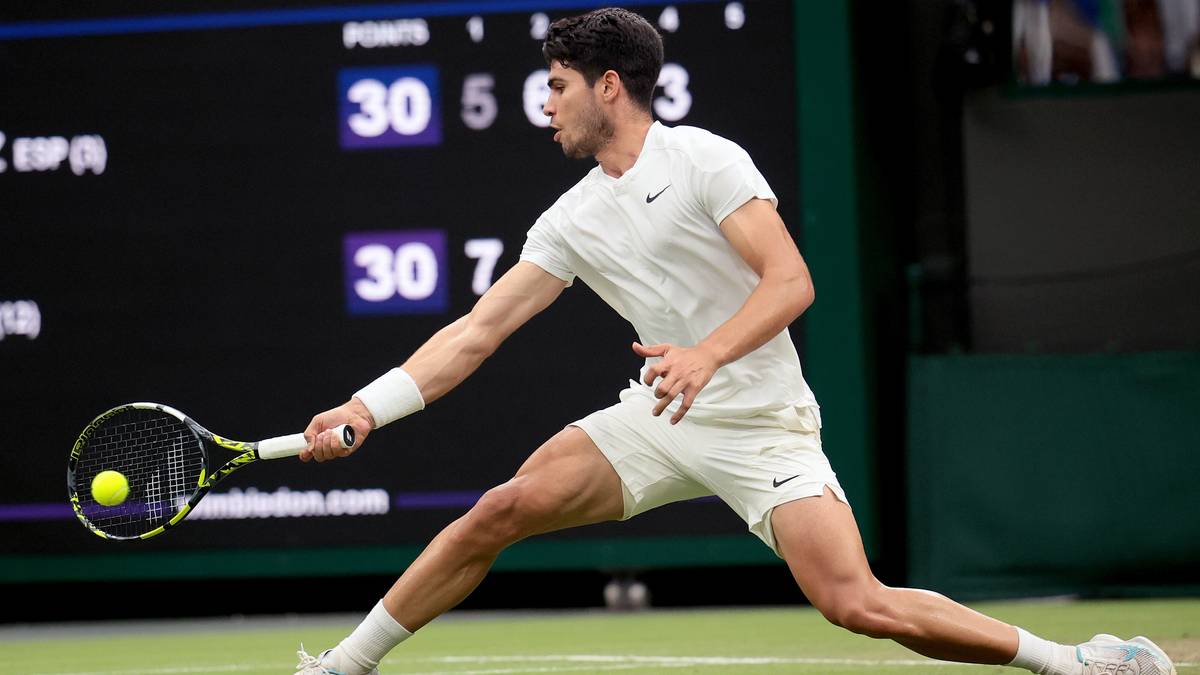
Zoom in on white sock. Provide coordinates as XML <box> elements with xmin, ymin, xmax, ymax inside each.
<box><xmin>323</xmin><ymin>600</ymin><xmax>413</xmax><ymax>675</ymax></box>
<box><xmin>1008</xmin><ymin>626</ymin><xmax>1080</xmax><ymax>675</ymax></box>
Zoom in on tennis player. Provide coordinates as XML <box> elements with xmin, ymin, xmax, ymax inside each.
<box><xmin>295</xmin><ymin>8</ymin><xmax>1175</xmax><ymax>675</ymax></box>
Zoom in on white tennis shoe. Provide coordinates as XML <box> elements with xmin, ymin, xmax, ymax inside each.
<box><xmin>293</xmin><ymin>644</ymin><xmax>379</xmax><ymax>675</ymax></box>
<box><xmin>1074</xmin><ymin>634</ymin><xmax>1176</xmax><ymax>674</ymax></box>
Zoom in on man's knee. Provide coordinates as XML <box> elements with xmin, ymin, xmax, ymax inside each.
<box><xmin>812</xmin><ymin>585</ymin><xmax>895</xmax><ymax>639</ymax></box>
<box><xmin>452</xmin><ymin>480</ymin><xmax>543</xmax><ymax>552</ymax></box>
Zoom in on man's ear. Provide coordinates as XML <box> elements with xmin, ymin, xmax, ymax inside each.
<box><xmin>599</xmin><ymin>69</ymin><xmax>621</xmax><ymax>102</ymax></box>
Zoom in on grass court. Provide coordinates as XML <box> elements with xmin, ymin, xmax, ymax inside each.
<box><xmin>7</xmin><ymin>598</ymin><xmax>1198</xmax><ymax>674</ymax></box>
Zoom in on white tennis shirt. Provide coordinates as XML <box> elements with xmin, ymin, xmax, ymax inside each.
<box><xmin>519</xmin><ymin>122</ymin><xmax>817</xmax><ymax>423</ymax></box>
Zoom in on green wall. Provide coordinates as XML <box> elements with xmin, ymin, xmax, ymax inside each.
<box><xmin>795</xmin><ymin>0</ymin><xmax>877</xmax><ymax>557</ymax></box>
<box><xmin>907</xmin><ymin>352</ymin><xmax>1200</xmax><ymax>599</ymax></box>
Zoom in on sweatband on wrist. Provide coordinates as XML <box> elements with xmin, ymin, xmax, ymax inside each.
<box><xmin>353</xmin><ymin>367</ymin><xmax>425</xmax><ymax>428</ymax></box>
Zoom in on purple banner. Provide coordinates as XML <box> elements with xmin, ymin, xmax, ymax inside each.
<box><xmin>0</xmin><ymin>503</ymin><xmax>73</xmax><ymax>521</ymax></box>
<box><xmin>339</xmin><ymin>65</ymin><xmax>441</xmax><ymax>149</ymax></box>
<box><xmin>0</xmin><ymin>494</ymin><xmax>719</xmax><ymax>522</ymax></box>
<box><xmin>343</xmin><ymin>229</ymin><xmax>449</xmax><ymax>315</ymax></box>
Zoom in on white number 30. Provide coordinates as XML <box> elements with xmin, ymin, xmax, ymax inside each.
<box><xmin>347</xmin><ymin>78</ymin><xmax>432</xmax><ymax>138</ymax></box>
<box><xmin>354</xmin><ymin>243</ymin><xmax>439</xmax><ymax>301</ymax></box>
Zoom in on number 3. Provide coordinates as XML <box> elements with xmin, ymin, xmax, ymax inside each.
<box><xmin>654</xmin><ymin>63</ymin><xmax>692</xmax><ymax>122</ymax></box>
<box><xmin>347</xmin><ymin>80</ymin><xmax>389</xmax><ymax>137</ymax></box>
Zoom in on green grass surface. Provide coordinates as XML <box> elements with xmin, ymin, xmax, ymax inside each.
<box><xmin>6</xmin><ymin>599</ymin><xmax>1198</xmax><ymax>674</ymax></box>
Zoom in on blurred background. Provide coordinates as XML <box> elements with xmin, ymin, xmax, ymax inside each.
<box><xmin>1</xmin><ymin>0</ymin><xmax>1197</xmax><ymax>623</ymax></box>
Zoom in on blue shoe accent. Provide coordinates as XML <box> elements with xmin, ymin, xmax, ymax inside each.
<box><xmin>1076</xmin><ymin>634</ymin><xmax>1176</xmax><ymax>675</ymax></box>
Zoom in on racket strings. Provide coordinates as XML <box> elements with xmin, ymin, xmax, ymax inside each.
<box><xmin>74</xmin><ymin>410</ymin><xmax>204</xmax><ymax>538</ymax></box>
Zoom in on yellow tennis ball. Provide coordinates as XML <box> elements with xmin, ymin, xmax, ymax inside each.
<box><xmin>91</xmin><ymin>470</ymin><xmax>129</xmax><ymax>506</ymax></box>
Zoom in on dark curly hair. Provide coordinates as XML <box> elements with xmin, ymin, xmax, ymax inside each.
<box><xmin>542</xmin><ymin>7</ymin><xmax>664</xmax><ymax>114</ymax></box>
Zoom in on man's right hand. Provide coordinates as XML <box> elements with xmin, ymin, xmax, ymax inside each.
<box><xmin>302</xmin><ymin>397</ymin><xmax>375</xmax><ymax>463</ymax></box>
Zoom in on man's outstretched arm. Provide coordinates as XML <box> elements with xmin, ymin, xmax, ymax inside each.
<box><xmin>635</xmin><ymin>197</ymin><xmax>813</xmax><ymax>423</ymax></box>
<box><xmin>304</xmin><ymin>261</ymin><xmax>567</xmax><ymax>461</ymax></box>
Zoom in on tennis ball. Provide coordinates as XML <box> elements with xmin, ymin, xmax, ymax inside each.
<box><xmin>91</xmin><ymin>470</ymin><xmax>129</xmax><ymax>506</ymax></box>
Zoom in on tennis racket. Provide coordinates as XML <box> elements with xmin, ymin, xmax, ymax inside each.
<box><xmin>67</xmin><ymin>402</ymin><xmax>354</xmax><ymax>541</ymax></box>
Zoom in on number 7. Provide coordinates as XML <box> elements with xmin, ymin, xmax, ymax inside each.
<box><xmin>464</xmin><ymin>238</ymin><xmax>504</xmax><ymax>295</ymax></box>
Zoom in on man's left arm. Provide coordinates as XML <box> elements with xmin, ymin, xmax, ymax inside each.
<box><xmin>635</xmin><ymin>197</ymin><xmax>813</xmax><ymax>423</ymax></box>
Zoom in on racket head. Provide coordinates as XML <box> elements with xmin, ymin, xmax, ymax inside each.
<box><xmin>68</xmin><ymin>403</ymin><xmax>208</xmax><ymax>540</ymax></box>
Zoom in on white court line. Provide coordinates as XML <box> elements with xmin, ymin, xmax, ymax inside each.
<box><xmin>429</xmin><ymin>654</ymin><xmax>952</xmax><ymax>666</ymax></box>
<box><xmin>30</xmin><ymin>654</ymin><xmax>1200</xmax><ymax>675</ymax></box>
<box><xmin>391</xmin><ymin>666</ymin><xmax>653</xmax><ymax>675</ymax></box>
<box><xmin>422</xmin><ymin>655</ymin><xmax>1199</xmax><ymax>669</ymax></box>
<box><xmin>27</xmin><ymin>662</ymin><xmax>631</xmax><ymax>675</ymax></box>
<box><xmin>27</xmin><ymin>662</ymin><xmax>267</xmax><ymax>667</ymax></box>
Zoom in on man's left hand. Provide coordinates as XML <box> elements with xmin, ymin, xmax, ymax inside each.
<box><xmin>632</xmin><ymin>341</ymin><xmax>720</xmax><ymax>424</ymax></box>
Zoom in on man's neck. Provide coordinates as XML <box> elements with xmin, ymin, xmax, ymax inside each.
<box><xmin>595</xmin><ymin>117</ymin><xmax>654</xmax><ymax>179</ymax></box>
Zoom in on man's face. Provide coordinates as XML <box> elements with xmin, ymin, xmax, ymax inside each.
<box><xmin>543</xmin><ymin>61</ymin><xmax>614</xmax><ymax>159</ymax></box>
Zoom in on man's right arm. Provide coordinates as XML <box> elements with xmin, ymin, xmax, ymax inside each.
<box><xmin>399</xmin><ymin>261</ymin><xmax>566</xmax><ymax>402</ymax></box>
<box><xmin>303</xmin><ymin>261</ymin><xmax>567</xmax><ymax>461</ymax></box>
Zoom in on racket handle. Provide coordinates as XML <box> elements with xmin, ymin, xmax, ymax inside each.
<box><xmin>257</xmin><ymin>424</ymin><xmax>354</xmax><ymax>460</ymax></box>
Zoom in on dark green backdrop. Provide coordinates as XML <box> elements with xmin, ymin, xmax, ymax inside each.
<box><xmin>907</xmin><ymin>353</ymin><xmax>1200</xmax><ymax>598</ymax></box>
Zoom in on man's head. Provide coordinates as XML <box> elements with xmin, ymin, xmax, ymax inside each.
<box><xmin>542</xmin><ymin>8</ymin><xmax>664</xmax><ymax>114</ymax></box>
<box><xmin>541</xmin><ymin>8</ymin><xmax>663</xmax><ymax>158</ymax></box>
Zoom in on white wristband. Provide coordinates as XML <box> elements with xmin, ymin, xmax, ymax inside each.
<box><xmin>353</xmin><ymin>367</ymin><xmax>425</xmax><ymax>428</ymax></box>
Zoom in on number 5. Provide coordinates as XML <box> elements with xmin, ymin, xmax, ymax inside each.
<box><xmin>461</xmin><ymin>74</ymin><xmax>497</xmax><ymax>131</ymax></box>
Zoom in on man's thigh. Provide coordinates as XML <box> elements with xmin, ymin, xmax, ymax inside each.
<box><xmin>507</xmin><ymin>425</ymin><xmax>627</xmax><ymax>535</ymax></box>
<box><xmin>769</xmin><ymin>487</ymin><xmax>874</xmax><ymax>607</ymax></box>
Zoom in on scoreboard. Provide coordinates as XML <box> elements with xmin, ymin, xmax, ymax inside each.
<box><xmin>0</xmin><ymin>1</ymin><xmax>798</xmax><ymax>577</ymax></box>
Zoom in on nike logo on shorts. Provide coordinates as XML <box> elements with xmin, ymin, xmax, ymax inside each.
<box><xmin>772</xmin><ymin>474</ymin><xmax>801</xmax><ymax>488</ymax></box>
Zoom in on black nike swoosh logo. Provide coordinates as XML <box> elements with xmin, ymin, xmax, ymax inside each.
<box><xmin>645</xmin><ymin>184</ymin><xmax>671</xmax><ymax>203</ymax></box>
<box><xmin>772</xmin><ymin>474</ymin><xmax>801</xmax><ymax>488</ymax></box>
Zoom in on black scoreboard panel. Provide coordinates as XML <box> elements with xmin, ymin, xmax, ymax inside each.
<box><xmin>0</xmin><ymin>1</ymin><xmax>797</xmax><ymax>565</ymax></box>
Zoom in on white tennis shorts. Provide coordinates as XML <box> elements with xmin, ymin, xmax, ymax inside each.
<box><xmin>571</xmin><ymin>389</ymin><xmax>848</xmax><ymax>556</ymax></box>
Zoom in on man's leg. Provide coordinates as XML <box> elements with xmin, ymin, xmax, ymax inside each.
<box><xmin>384</xmin><ymin>425</ymin><xmax>625</xmax><ymax>629</ymax></box>
<box><xmin>304</xmin><ymin>426</ymin><xmax>624</xmax><ymax>674</ymax></box>
<box><xmin>771</xmin><ymin>486</ymin><xmax>1018</xmax><ymax>664</ymax></box>
<box><xmin>770</xmin><ymin>488</ymin><xmax>1177</xmax><ymax>674</ymax></box>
